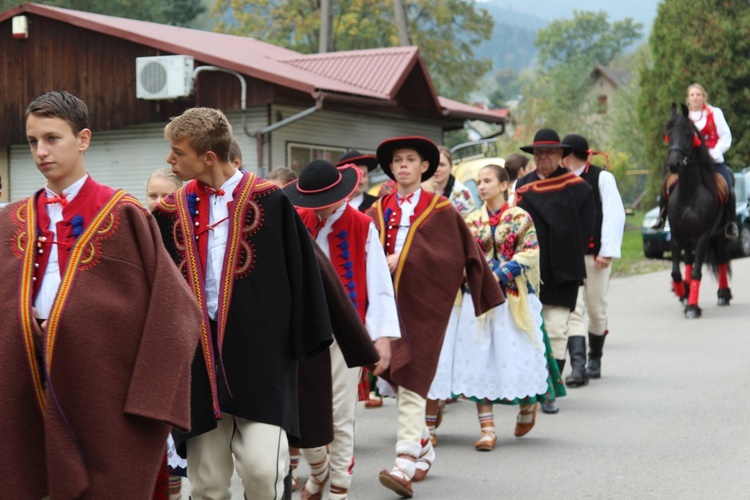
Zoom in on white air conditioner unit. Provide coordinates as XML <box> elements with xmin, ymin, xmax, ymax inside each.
<box><xmin>136</xmin><ymin>55</ymin><xmax>194</xmax><ymax>100</ymax></box>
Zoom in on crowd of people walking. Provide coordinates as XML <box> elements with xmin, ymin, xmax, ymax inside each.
<box><xmin>1</xmin><ymin>90</ymin><xmax>630</xmax><ymax>499</ymax></box>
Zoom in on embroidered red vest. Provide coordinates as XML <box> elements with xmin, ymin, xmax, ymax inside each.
<box><xmin>700</xmin><ymin>106</ymin><xmax>719</xmax><ymax>149</ymax></box>
<box><xmin>299</xmin><ymin>206</ymin><xmax>370</xmax><ymax>320</ymax></box>
<box><xmin>33</xmin><ymin>177</ymin><xmax>115</xmax><ymax>298</ymax></box>
<box><xmin>381</xmin><ymin>190</ymin><xmax>434</xmax><ymax>256</ymax></box>
<box><xmin>183</xmin><ymin>180</ymin><xmax>243</xmax><ymax>272</ymax></box>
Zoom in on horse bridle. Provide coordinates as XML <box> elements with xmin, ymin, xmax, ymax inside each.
<box><xmin>668</xmin><ymin>134</ymin><xmax>693</xmax><ymax>167</ymax></box>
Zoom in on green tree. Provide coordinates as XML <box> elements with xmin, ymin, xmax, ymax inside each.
<box><xmin>536</xmin><ymin>10</ymin><xmax>643</xmax><ymax>68</ymax></box>
<box><xmin>210</xmin><ymin>0</ymin><xmax>493</xmax><ymax>101</ymax></box>
<box><xmin>32</xmin><ymin>0</ymin><xmax>205</xmax><ymax>26</ymax></box>
<box><xmin>509</xmin><ymin>11</ymin><xmax>643</xmax><ymax>148</ymax></box>
<box><xmin>638</xmin><ymin>0</ymin><xmax>750</xmax><ymax>204</ymax></box>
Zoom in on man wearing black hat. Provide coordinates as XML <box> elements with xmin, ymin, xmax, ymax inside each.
<box><xmin>336</xmin><ymin>149</ymin><xmax>380</xmax><ymax>212</ymax></box>
<box><xmin>515</xmin><ymin>128</ymin><xmax>595</xmax><ymax>414</ymax></box>
<box><xmin>284</xmin><ymin>160</ymin><xmax>399</xmax><ymax>500</ymax></box>
<box><xmin>561</xmin><ymin>134</ymin><xmax>625</xmax><ymax>387</ymax></box>
<box><xmin>368</xmin><ymin>136</ymin><xmax>504</xmax><ymax>497</ymax></box>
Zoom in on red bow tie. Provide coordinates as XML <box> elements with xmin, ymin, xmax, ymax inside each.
<box><xmin>43</xmin><ymin>193</ymin><xmax>68</xmax><ymax>206</ymax></box>
<box><xmin>397</xmin><ymin>193</ymin><xmax>415</xmax><ymax>206</ymax></box>
<box><xmin>204</xmin><ymin>185</ymin><xmax>225</xmax><ymax>196</ymax></box>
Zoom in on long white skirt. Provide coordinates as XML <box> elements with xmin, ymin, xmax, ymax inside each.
<box><xmin>428</xmin><ymin>292</ymin><xmax>548</xmax><ymax>402</ymax></box>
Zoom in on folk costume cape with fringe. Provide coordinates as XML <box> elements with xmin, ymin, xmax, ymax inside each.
<box><xmin>152</xmin><ymin>172</ymin><xmax>333</xmax><ymax>452</ymax></box>
<box><xmin>0</xmin><ymin>178</ymin><xmax>202</xmax><ymax>499</ymax></box>
<box><xmin>515</xmin><ymin>166</ymin><xmax>595</xmax><ymax>310</ymax></box>
<box><xmin>368</xmin><ymin>191</ymin><xmax>504</xmax><ymax>398</ymax></box>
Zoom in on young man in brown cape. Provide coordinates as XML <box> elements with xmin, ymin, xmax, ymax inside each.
<box><xmin>367</xmin><ymin>136</ymin><xmax>504</xmax><ymax>498</ymax></box>
<box><xmin>0</xmin><ymin>91</ymin><xmax>202</xmax><ymax>499</ymax></box>
<box><xmin>152</xmin><ymin>107</ymin><xmax>333</xmax><ymax>498</ymax></box>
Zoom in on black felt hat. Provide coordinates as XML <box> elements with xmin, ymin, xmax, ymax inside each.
<box><xmin>282</xmin><ymin>159</ymin><xmax>360</xmax><ymax>209</ymax></box>
<box><xmin>376</xmin><ymin>136</ymin><xmax>440</xmax><ymax>182</ymax></box>
<box><xmin>562</xmin><ymin>134</ymin><xmax>590</xmax><ymax>157</ymax></box>
<box><xmin>335</xmin><ymin>149</ymin><xmax>379</xmax><ymax>172</ymax></box>
<box><xmin>520</xmin><ymin>128</ymin><xmax>572</xmax><ymax>157</ymax></box>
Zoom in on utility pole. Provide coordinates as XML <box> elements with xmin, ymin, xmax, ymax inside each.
<box><xmin>393</xmin><ymin>0</ymin><xmax>412</xmax><ymax>46</ymax></box>
<box><xmin>319</xmin><ymin>0</ymin><xmax>334</xmax><ymax>53</ymax></box>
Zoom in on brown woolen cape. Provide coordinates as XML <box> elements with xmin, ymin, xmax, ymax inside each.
<box><xmin>0</xmin><ymin>196</ymin><xmax>202</xmax><ymax>499</ymax></box>
<box><xmin>369</xmin><ymin>194</ymin><xmax>505</xmax><ymax>398</ymax></box>
<box><xmin>293</xmin><ymin>240</ymin><xmax>380</xmax><ymax>448</ymax></box>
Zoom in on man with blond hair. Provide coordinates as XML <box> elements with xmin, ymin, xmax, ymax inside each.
<box><xmin>152</xmin><ymin>107</ymin><xmax>332</xmax><ymax>499</ymax></box>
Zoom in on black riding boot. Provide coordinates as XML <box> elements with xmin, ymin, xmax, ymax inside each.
<box><xmin>541</xmin><ymin>359</ymin><xmax>565</xmax><ymax>414</ymax></box>
<box><xmin>726</xmin><ymin>202</ymin><xmax>739</xmax><ymax>239</ymax></box>
<box><xmin>587</xmin><ymin>333</ymin><xmax>606</xmax><ymax>379</ymax></box>
<box><xmin>565</xmin><ymin>336</ymin><xmax>589</xmax><ymax>387</ymax></box>
<box><xmin>652</xmin><ymin>198</ymin><xmax>667</xmax><ymax>230</ymax></box>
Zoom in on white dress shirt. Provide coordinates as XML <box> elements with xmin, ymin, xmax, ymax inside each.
<box><xmin>205</xmin><ymin>170</ymin><xmax>243</xmax><ymax>320</ymax></box>
<box><xmin>315</xmin><ymin>203</ymin><xmax>400</xmax><ymax>340</ymax></box>
<box><xmin>35</xmin><ymin>174</ymin><xmax>89</xmax><ymax>319</ymax></box>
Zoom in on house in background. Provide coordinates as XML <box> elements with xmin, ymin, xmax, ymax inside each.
<box><xmin>0</xmin><ymin>3</ymin><xmax>506</xmax><ymax>204</ymax></box>
<box><xmin>589</xmin><ymin>65</ymin><xmax>632</xmax><ymax>116</ymax></box>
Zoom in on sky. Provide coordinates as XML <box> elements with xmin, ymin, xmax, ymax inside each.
<box><xmin>483</xmin><ymin>0</ymin><xmax>661</xmax><ymax>30</ymax></box>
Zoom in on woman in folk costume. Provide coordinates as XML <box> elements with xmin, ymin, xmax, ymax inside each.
<box><xmin>429</xmin><ymin>164</ymin><xmax>566</xmax><ymax>451</ymax></box>
<box><xmin>653</xmin><ymin>82</ymin><xmax>737</xmax><ymax>238</ymax></box>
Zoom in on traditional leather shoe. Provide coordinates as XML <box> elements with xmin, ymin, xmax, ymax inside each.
<box><xmin>379</xmin><ymin>469</ymin><xmax>413</xmax><ymax>498</ymax></box>
<box><xmin>541</xmin><ymin>401</ymin><xmax>559</xmax><ymax>414</ymax></box>
<box><xmin>365</xmin><ymin>393</ymin><xmax>383</xmax><ymax>408</ymax></box>
<box><xmin>474</xmin><ymin>430</ymin><xmax>497</xmax><ymax>451</ymax></box>
<box><xmin>514</xmin><ymin>403</ymin><xmax>537</xmax><ymax>437</ymax></box>
<box><xmin>412</xmin><ymin>436</ymin><xmax>435</xmax><ymax>482</ymax></box>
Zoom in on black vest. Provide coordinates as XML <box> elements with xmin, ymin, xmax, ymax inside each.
<box><xmin>580</xmin><ymin>164</ymin><xmax>603</xmax><ymax>256</ymax></box>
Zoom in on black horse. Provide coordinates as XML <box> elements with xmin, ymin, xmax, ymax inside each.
<box><xmin>665</xmin><ymin>103</ymin><xmax>733</xmax><ymax>319</ymax></box>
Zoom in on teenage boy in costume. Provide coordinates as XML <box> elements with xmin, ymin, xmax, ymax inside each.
<box><xmin>368</xmin><ymin>136</ymin><xmax>504</xmax><ymax>497</ymax></box>
<box><xmin>152</xmin><ymin>107</ymin><xmax>333</xmax><ymax>499</ymax></box>
<box><xmin>284</xmin><ymin>160</ymin><xmax>400</xmax><ymax>500</ymax></box>
<box><xmin>0</xmin><ymin>91</ymin><xmax>202</xmax><ymax>498</ymax></box>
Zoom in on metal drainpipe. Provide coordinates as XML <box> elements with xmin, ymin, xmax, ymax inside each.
<box><xmin>193</xmin><ymin>66</ymin><xmax>248</xmax><ymax>141</ymax></box>
<box><xmin>255</xmin><ymin>96</ymin><xmax>324</xmax><ymax>177</ymax></box>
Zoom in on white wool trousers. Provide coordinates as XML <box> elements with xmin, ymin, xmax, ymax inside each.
<box><xmin>541</xmin><ymin>304</ymin><xmax>572</xmax><ymax>361</ymax></box>
<box><xmin>568</xmin><ymin>255</ymin><xmax>612</xmax><ymax>338</ymax></box>
<box><xmin>301</xmin><ymin>339</ymin><xmax>362</xmax><ymax>490</ymax></box>
<box><xmin>187</xmin><ymin>414</ymin><xmax>289</xmax><ymax>500</ymax></box>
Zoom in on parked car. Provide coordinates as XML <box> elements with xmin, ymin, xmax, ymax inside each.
<box><xmin>642</xmin><ymin>170</ymin><xmax>750</xmax><ymax>259</ymax></box>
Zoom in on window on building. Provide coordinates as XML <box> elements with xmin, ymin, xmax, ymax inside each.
<box><xmin>598</xmin><ymin>95</ymin><xmax>608</xmax><ymax>114</ymax></box>
<box><xmin>287</xmin><ymin>143</ymin><xmax>348</xmax><ymax>175</ymax></box>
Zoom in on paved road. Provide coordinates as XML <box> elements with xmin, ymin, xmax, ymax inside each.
<box><xmin>214</xmin><ymin>257</ymin><xmax>750</xmax><ymax>499</ymax></box>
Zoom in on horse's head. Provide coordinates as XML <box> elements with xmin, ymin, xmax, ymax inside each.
<box><xmin>665</xmin><ymin>103</ymin><xmax>704</xmax><ymax>172</ymax></box>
